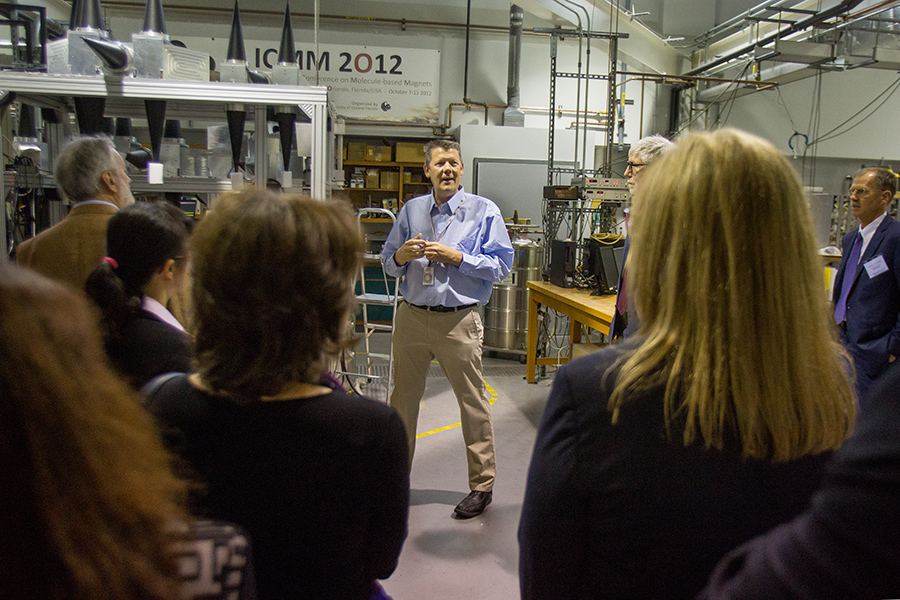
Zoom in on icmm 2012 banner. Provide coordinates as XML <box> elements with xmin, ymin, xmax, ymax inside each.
<box><xmin>247</xmin><ymin>42</ymin><xmax>441</xmax><ymax>124</ymax></box>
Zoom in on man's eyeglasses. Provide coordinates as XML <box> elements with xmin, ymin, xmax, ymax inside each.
<box><xmin>625</xmin><ymin>161</ymin><xmax>647</xmax><ymax>170</ymax></box>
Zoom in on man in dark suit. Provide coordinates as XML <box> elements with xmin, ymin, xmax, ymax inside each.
<box><xmin>700</xmin><ymin>360</ymin><xmax>900</xmax><ymax>600</ymax></box>
<box><xmin>16</xmin><ymin>136</ymin><xmax>135</xmax><ymax>292</ymax></box>
<box><xmin>832</xmin><ymin>167</ymin><xmax>900</xmax><ymax>404</ymax></box>
<box><xmin>610</xmin><ymin>134</ymin><xmax>674</xmax><ymax>340</ymax></box>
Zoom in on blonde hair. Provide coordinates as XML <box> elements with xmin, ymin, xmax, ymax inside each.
<box><xmin>611</xmin><ymin>128</ymin><xmax>855</xmax><ymax>461</ymax></box>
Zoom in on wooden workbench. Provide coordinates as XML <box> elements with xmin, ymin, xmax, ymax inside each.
<box><xmin>526</xmin><ymin>280</ymin><xmax>617</xmax><ymax>383</ymax></box>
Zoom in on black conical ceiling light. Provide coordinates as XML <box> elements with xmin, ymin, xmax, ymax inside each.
<box><xmin>275</xmin><ymin>113</ymin><xmax>296</xmax><ymax>172</ymax></box>
<box><xmin>145</xmin><ymin>99</ymin><xmax>167</xmax><ymax>161</ymax></box>
<box><xmin>226</xmin><ymin>0</ymin><xmax>245</xmax><ymax>62</ymax></box>
<box><xmin>17</xmin><ymin>103</ymin><xmax>37</xmax><ymax>138</ymax></box>
<box><xmin>142</xmin><ymin>0</ymin><xmax>166</xmax><ymax>34</ymax></box>
<box><xmin>226</xmin><ymin>108</ymin><xmax>246</xmax><ymax>174</ymax></box>
<box><xmin>115</xmin><ymin>117</ymin><xmax>132</xmax><ymax>138</ymax></box>
<box><xmin>79</xmin><ymin>0</ymin><xmax>103</xmax><ymax>30</ymax></box>
<box><xmin>163</xmin><ymin>119</ymin><xmax>181</xmax><ymax>139</ymax></box>
<box><xmin>278</xmin><ymin>3</ymin><xmax>295</xmax><ymax>65</ymax></box>
<box><xmin>82</xmin><ymin>37</ymin><xmax>130</xmax><ymax>71</ymax></box>
<box><xmin>74</xmin><ymin>97</ymin><xmax>107</xmax><ymax>135</ymax></box>
<box><xmin>68</xmin><ymin>0</ymin><xmax>82</xmax><ymax>29</ymax></box>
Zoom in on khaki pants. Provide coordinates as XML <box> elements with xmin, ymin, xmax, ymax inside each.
<box><xmin>389</xmin><ymin>301</ymin><xmax>495</xmax><ymax>491</ymax></box>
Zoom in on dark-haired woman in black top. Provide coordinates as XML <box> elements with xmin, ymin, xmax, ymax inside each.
<box><xmin>86</xmin><ymin>200</ymin><xmax>192</xmax><ymax>388</ymax></box>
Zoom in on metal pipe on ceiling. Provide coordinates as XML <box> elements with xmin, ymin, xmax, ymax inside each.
<box><xmin>463</xmin><ymin>0</ymin><xmax>471</xmax><ymax>101</ymax></box>
<box><xmin>686</xmin><ymin>0</ymin><xmax>865</xmax><ymax>76</ymax></box>
<box><xmin>503</xmin><ymin>4</ymin><xmax>525</xmax><ymax>127</ymax></box>
<box><xmin>696</xmin><ymin>0</ymin><xmax>809</xmax><ymax>45</ymax></box>
<box><xmin>102</xmin><ymin>1</ymin><xmax>552</xmax><ymax>36</ymax></box>
<box><xmin>551</xmin><ymin>0</ymin><xmax>583</xmax><ymax>173</ymax></box>
<box><xmin>839</xmin><ymin>0</ymin><xmax>900</xmax><ymax>23</ymax></box>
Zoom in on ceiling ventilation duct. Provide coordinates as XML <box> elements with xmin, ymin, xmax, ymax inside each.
<box><xmin>696</xmin><ymin>4</ymin><xmax>900</xmax><ymax>103</ymax></box>
<box><xmin>835</xmin><ymin>9</ymin><xmax>900</xmax><ymax>70</ymax></box>
<box><xmin>687</xmin><ymin>0</ymin><xmax>865</xmax><ymax>77</ymax></box>
<box><xmin>755</xmin><ymin>39</ymin><xmax>835</xmax><ymax>65</ymax></box>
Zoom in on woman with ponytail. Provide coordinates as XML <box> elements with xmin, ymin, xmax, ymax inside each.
<box><xmin>86</xmin><ymin>200</ymin><xmax>192</xmax><ymax>388</ymax></box>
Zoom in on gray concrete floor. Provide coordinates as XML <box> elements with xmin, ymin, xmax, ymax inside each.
<box><xmin>342</xmin><ymin>333</ymin><xmax>554</xmax><ymax>599</ymax></box>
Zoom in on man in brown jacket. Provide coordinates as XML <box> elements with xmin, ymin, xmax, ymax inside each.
<box><xmin>16</xmin><ymin>136</ymin><xmax>134</xmax><ymax>291</ymax></box>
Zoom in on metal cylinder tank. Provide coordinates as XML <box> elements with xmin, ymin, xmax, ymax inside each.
<box><xmin>484</xmin><ymin>237</ymin><xmax>543</xmax><ymax>351</ymax></box>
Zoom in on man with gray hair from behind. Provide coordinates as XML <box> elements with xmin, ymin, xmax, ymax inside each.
<box><xmin>15</xmin><ymin>135</ymin><xmax>135</xmax><ymax>292</ymax></box>
<box><xmin>610</xmin><ymin>133</ymin><xmax>675</xmax><ymax>340</ymax></box>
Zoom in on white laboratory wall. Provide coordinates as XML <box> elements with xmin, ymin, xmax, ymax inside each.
<box><xmin>101</xmin><ymin>11</ymin><xmax>662</xmax><ymax>145</ymax></box>
<box><xmin>455</xmin><ymin>124</ymin><xmax>590</xmax><ymax>190</ymax></box>
<box><xmin>713</xmin><ymin>66</ymin><xmax>900</xmax><ymax>163</ymax></box>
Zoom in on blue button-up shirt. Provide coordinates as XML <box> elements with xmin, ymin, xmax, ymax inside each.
<box><xmin>382</xmin><ymin>187</ymin><xmax>513</xmax><ymax>307</ymax></box>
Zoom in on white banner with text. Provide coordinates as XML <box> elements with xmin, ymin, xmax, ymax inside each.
<box><xmin>252</xmin><ymin>42</ymin><xmax>440</xmax><ymax>124</ymax></box>
<box><xmin>180</xmin><ymin>37</ymin><xmax>441</xmax><ymax>123</ymax></box>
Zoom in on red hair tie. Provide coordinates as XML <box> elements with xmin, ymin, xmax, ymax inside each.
<box><xmin>103</xmin><ymin>256</ymin><xmax>119</xmax><ymax>269</ymax></box>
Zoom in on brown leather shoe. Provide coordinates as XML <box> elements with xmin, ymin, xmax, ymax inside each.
<box><xmin>454</xmin><ymin>490</ymin><xmax>492</xmax><ymax>518</ymax></box>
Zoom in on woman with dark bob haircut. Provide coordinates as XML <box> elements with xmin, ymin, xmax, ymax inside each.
<box><xmin>0</xmin><ymin>263</ymin><xmax>254</xmax><ymax>600</ymax></box>
<box><xmin>145</xmin><ymin>189</ymin><xmax>410</xmax><ymax>600</ymax></box>
<box><xmin>85</xmin><ymin>200</ymin><xmax>192</xmax><ymax>388</ymax></box>
<box><xmin>519</xmin><ymin>129</ymin><xmax>856</xmax><ymax>599</ymax></box>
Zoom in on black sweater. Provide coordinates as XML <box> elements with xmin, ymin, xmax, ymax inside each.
<box><xmin>148</xmin><ymin>375</ymin><xmax>409</xmax><ymax>600</ymax></box>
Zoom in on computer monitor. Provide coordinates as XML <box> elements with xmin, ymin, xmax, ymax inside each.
<box><xmin>585</xmin><ymin>236</ymin><xmax>625</xmax><ymax>294</ymax></box>
<box><xmin>596</xmin><ymin>245</ymin><xmax>620</xmax><ymax>294</ymax></box>
<box><xmin>613</xmin><ymin>246</ymin><xmax>625</xmax><ymax>275</ymax></box>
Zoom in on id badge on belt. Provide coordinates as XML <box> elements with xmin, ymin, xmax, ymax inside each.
<box><xmin>423</xmin><ymin>263</ymin><xmax>435</xmax><ymax>286</ymax></box>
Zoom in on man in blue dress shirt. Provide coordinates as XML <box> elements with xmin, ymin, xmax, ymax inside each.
<box><xmin>382</xmin><ymin>139</ymin><xmax>513</xmax><ymax>519</ymax></box>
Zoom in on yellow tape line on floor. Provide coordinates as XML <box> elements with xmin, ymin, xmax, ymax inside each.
<box><xmin>415</xmin><ymin>382</ymin><xmax>498</xmax><ymax>439</ymax></box>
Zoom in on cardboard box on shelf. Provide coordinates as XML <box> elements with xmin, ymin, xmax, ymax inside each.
<box><xmin>396</xmin><ymin>142</ymin><xmax>426</xmax><ymax>163</ymax></box>
<box><xmin>380</xmin><ymin>171</ymin><xmax>399</xmax><ymax>190</ymax></box>
<box><xmin>365</xmin><ymin>168</ymin><xmax>379</xmax><ymax>188</ymax></box>
<box><xmin>347</xmin><ymin>142</ymin><xmax>366</xmax><ymax>161</ymax></box>
<box><xmin>347</xmin><ymin>166</ymin><xmax>364</xmax><ymax>188</ymax></box>
<box><xmin>364</xmin><ymin>145</ymin><xmax>392</xmax><ymax>162</ymax></box>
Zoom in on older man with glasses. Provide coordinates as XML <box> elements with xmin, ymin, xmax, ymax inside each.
<box><xmin>611</xmin><ymin>134</ymin><xmax>675</xmax><ymax>340</ymax></box>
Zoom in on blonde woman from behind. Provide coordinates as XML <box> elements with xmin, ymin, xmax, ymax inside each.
<box><xmin>519</xmin><ymin>128</ymin><xmax>855</xmax><ymax>600</ymax></box>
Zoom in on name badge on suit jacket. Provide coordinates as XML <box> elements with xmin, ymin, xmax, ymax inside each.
<box><xmin>864</xmin><ymin>255</ymin><xmax>889</xmax><ymax>279</ymax></box>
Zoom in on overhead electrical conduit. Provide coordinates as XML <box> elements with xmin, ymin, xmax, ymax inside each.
<box><xmin>686</xmin><ymin>0</ymin><xmax>865</xmax><ymax>77</ymax></box>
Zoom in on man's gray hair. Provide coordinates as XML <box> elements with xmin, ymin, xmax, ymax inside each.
<box><xmin>55</xmin><ymin>136</ymin><xmax>118</xmax><ymax>203</ymax></box>
<box><xmin>424</xmin><ymin>139</ymin><xmax>461</xmax><ymax>165</ymax></box>
<box><xmin>630</xmin><ymin>134</ymin><xmax>675</xmax><ymax>165</ymax></box>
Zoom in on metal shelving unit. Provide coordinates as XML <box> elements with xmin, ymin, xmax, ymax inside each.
<box><xmin>536</xmin><ymin>27</ymin><xmax>628</xmax><ymax>183</ymax></box>
<box><xmin>0</xmin><ymin>72</ymin><xmax>333</xmax><ymax>253</ymax></box>
<box><xmin>335</xmin><ymin>207</ymin><xmax>400</xmax><ymax>402</ymax></box>
<box><xmin>5</xmin><ymin>171</ymin><xmax>236</xmax><ymax>194</ymax></box>
<box><xmin>534</xmin><ymin>27</ymin><xmax>630</xmax><ymax>287</ymax></box>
